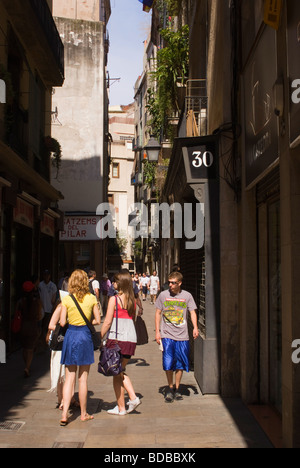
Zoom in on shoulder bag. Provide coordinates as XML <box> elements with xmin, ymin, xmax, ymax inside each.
<box><xmin>48</xmin><ymin>322</ymin><xmax>69</xmax><ymax>351</ymax></box>
<box><xmin>70</xmin><ymin>294</ymin><xmax>101</xmax><ymax>350</ymax></box>
<box><xmin>135</xmin><ymin>315</ymin><xmax>148</xmax><ymax>345</ymax></box>
<box><xmin>98</xmin><ymin>296</ymin><xmax>123</xmax><ymax>377</ymax></box>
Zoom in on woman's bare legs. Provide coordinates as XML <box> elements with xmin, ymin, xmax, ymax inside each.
<box><xmin>61</xmin><ymin>365</ymin><xmax>77</xmax><ymax>423</ymax></box>
<box><xmin>113</xmin><ymin>358</ymin><xmax>137</xmax><ymax>413</ymax></box>
<box><xmin>78</xmin><ymin>365</ymin><xmax>93</xmax><ymax>421</ymax></box>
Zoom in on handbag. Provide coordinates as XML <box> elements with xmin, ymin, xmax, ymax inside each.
<box><xmin>98</xmin><ymin>296</ymin><xmax>123</xmax><ymax>377</ymax></box>
<box><xmin>135</xmin><ymin>315</ymin><xmax>148</xmax><ymax>345</ymax></box>
<box><xmin>11</xmin><ymin>310</ymin><xmax>22</xmax><ymax>334</ymax></box>
<box><xmin>49</xmin><ymin>323</ymin><xmax>68</xmax><ymax>351</ymax></box>
<box><xmin>70</xmin><ymin>294</ymin><xmax>101</xmax><ymax>351</ymax></box>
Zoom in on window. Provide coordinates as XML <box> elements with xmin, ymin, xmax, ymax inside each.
<box><xmin>112</xmin><ymin>163</ymin><xmax>120</xmax><ymax>178</ymax></box>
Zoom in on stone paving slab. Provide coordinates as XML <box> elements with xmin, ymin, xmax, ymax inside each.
<box><xmin>0</xmin><ymin>299</ymin><xmax>273</xmax><ymax>449</ymax></box>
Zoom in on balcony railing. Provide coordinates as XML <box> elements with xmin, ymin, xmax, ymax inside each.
<box><xmin>185</xmin><ymin>79</ymin><xmax>208</xmax><ymax>137</ymax></box>
<box><xmin>29</xmin><ymin>0</ymin><xmax>64</xmax><ymax>79</ymax></box>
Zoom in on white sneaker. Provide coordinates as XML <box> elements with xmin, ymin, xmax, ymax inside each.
<box><xmin>107</xmin><ymin>405</ymin><xmax>126</xmax><ymax>416</ymax></box>
<box><xmin>127</xmin><ymin>397</ymin><xmax>141</xmax><ymax>414</ymax></box>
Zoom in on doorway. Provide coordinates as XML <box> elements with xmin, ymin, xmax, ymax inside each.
<box><xmin>258</xmin><ymin>195</ymin><xmax>282</xmax><ymax>414</ymax></box>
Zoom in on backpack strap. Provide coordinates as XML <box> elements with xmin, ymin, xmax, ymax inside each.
<box><xmin>107</xmin><ymin>295</ymin><xmax>119</xmax><ymax>340</ymax></box>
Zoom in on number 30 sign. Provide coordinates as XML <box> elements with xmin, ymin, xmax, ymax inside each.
<box><xmin>182</xmin><ymin>136</ymin><xmax>217</xmax><ymax>183</ymax></box>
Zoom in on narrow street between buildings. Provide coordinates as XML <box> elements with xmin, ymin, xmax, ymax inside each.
<box><xmin>0</xmin><ymin>298</ymin><xmax>273</xmax><ymax>449</ymax></box>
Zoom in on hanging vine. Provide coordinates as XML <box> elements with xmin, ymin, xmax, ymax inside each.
<box><xmin>146</xmin><ymin>25</ymin><xmax>189</xmax><ymax>140</ymax></box>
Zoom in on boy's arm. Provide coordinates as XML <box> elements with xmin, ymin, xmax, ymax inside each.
<box><xmin>190</xmin><ymin>310</ymin><xmax>199</xmax><ymax>339</ymax></box>
<box><xmin>155</xmin><ymin>308</ymin><xmax>162</xmax><ymax>344</ymax></box>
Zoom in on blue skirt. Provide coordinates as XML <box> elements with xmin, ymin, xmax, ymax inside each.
<box><xmin>61</xmin><ymin>325</ymin><xmax>94</xmax><ymax>366</ymax></box>
<box><xmin>162</xmin><ymin>338</ymin><xmax>190</xmax><ymax>372</ymax></box>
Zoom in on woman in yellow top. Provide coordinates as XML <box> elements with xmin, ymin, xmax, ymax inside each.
<box><xmin>59</xmin><ymin>270</ymin><xmax>101</xmax><ymax>426</ymax></box>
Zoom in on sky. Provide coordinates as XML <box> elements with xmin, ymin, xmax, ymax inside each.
<box><xmin>107</xmin><ymin>0</ymin><xmax>152</xmax><ymax>106</ymax></box>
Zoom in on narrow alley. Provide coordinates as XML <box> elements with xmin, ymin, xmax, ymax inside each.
<box><xmin>0</xmin><ymin>299</ymin><xmax>273</xmax><ymax>449</ymax></box>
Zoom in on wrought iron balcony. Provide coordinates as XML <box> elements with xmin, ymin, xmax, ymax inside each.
<box><xmin>185</xmin><ymin>79</ymin><xmax>208</xmax><ymax>137</ymax></box>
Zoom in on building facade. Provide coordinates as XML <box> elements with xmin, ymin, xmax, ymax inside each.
<box><xmin>132</xmin><ymin>34</ymin><xmax>163</xmax><ymax>275</ymax></box>
<box><xmin>0</xmin><ymin>0</ymin><xmax>64</xmax><ymax>350</ymax></box>
<box><xmin>51</xmin><ymin>0</ymin><xmax>111</xmax><ymax>278</ymax></box>
<box><xmin>108</xmin><ymin>103</ymin><xmax>135</xmax><ymax>275</ymax></box>
<box><xmin>148</xmin><ymin>0</ymin><xmax>300</xmax><ymax>448</ymax></box>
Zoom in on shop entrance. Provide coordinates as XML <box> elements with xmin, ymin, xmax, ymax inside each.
<box><xmin>257</xmin><ymin>171</ymin><xmax>282</xmax><ymax>414</ymax></box>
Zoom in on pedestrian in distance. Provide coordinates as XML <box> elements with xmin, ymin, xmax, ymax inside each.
<box><xmin>59</xmin><ymin>269</ymin><xmax>101</xmax><ymax>426</ymax></box>
<box><xmin>88</xmin><ymin>270</ymin><xmax>103</xmax><ymax>317</ymax></box>
<box><xmin>88</xmin><ymin>270</ymin><xmax>100</xmax><ymax>303</ymax></box>
<box><xmin>100</xmin><ymin>271</ymin><xmax>141</xmax><ymax>416</ymax></box>
<box><xmin>149</xmin><ymin>270</ymin><xmax>160</xmax><ymax>304</ymax></box>
<box><xmin>39</xmin><ymin>270</ymin><xmax>57</xmax><ymax>345</ymax></box>
<box><xmin>155</xmin><ymin>271</ymin><xmax>199</xmax><ymax>403</ymax></box>
<box><xmin>100</xmin><ymin>273</ymin><xmax>111</xmax><ymax>316</ymax></box>
<box><xmin>140</xmin><ymin>272</ymin><xmax>149</xmax><ymax>301</ymax></box>
<box><xmin>17</xmin><ymin>281</ymin><xmax>43</xmax><ymax>378</ymax></box>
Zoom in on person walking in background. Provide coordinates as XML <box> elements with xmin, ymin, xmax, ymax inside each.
<box><xmin>100</xmin><ymin>273</ymin><xmax>111</xmax><ymax>316</ymax></box>
<box><xmin>155</xmin><ymin>271</ymin><xmax>199</xmax><ymax>403</ymax></box>
<box><xmin>133</xmin><ymin>273</ymin><xmax>140</xmax><ymax>291</ymax></box>
<box><xmin>88</xmin><ymin>270</ymin><xmax>103</xmax><ymax>317</ymax></box>
<box><xmin>149</xmin><ymin>271</ymin><xmax>160</xmax><ymax>304</ymax></box>
<box><xmin>140</xmin><ymin>272</ymin><xmax>149</xmax><ymax>301</ymax></box>
<box><xmin>59</xmin><ymin>270</ymin><xmax>101</xmax><ymax>426</ymax></box>
<box><xmin>88</xmin><ymin>270</ymin><xmax>100</xmax><ymax>303</ymax></box>
<box><xmin>39</xmin><ymin>270</ymin><xmax>57</xmax><ymax>344</ymax></box>
<box><xmin>100</xmin><ymin>271</ymin><xmax>141</xmax><ymax>416</ymax></box>
<box><xmin>18</xmin><ymin>281</ymin><xmax>43</xmax><ymax>377</ymax></box>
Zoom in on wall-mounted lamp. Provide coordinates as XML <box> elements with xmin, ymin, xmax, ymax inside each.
<box><xmin>144</xmin><ymin>135</ymin><xmax>161</xmax><ymax>162</ymax></box>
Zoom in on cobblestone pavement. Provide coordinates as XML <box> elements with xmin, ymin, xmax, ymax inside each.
<box><xmin>0</xmin><ymin>299</ymin><xmax>273</xmax><ymax>449</ymax></box>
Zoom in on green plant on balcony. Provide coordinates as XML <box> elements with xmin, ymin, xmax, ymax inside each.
<box><xmin>146</xmin><ymin>25</ymin><xmax>189</xmax><ymax>141</ymax></box>
<box><xmin>133</xmin><ymin>240</ymin><xmax>142</xmax><ymax>260</ymax></box>
<box><xmin>143</xmin><ymin>160</ymin><xmax>157</xmax><ymax>188</ymax></box>
<box><xmin>45</xmin><ymin>136</ymin><xmax>62</xmax><ymax>178</ymax></box>
<box><xmin>156</xmin><ymin>0</ymin><xmax>181</xmax><ymax>16</ymax></box>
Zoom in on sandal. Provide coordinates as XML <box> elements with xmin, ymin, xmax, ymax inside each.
<box><xmin>60</xmin><ymin>419</ymin><xmax>68</xmax><ymax>427</ymax></box>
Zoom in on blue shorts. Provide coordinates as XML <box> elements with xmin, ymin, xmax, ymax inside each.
<box><xmin>162</xmin><ymin>338</ymin><xmax>190</xmax><ymax>372</ymax></box>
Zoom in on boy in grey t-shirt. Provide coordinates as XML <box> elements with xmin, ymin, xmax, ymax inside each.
<box><xmin>155</xmin><ymin>272</ymin><xmax>199</xmax><ymax>402</ymax></box>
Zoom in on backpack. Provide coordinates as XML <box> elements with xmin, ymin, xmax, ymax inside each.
<box><xmin>89</xmin><ymin>280</ymin><xmax>95</xmax><ymax>295</ymax></box>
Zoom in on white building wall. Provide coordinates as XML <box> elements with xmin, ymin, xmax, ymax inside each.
<box><xmin>51</xmin><ymin>8</ymin><xmax>106</xmax><ymax>213</ymax></box>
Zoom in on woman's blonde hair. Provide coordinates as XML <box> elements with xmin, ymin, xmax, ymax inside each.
<box><xmin>114</xmin><ymin>271</ymin><xmax>135</xmax><ymax>317</ymax></box>
<box><xmin>68</xmin><ymin>269</ymin><xmax>90</xmax><ymax>302</ymax></box>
